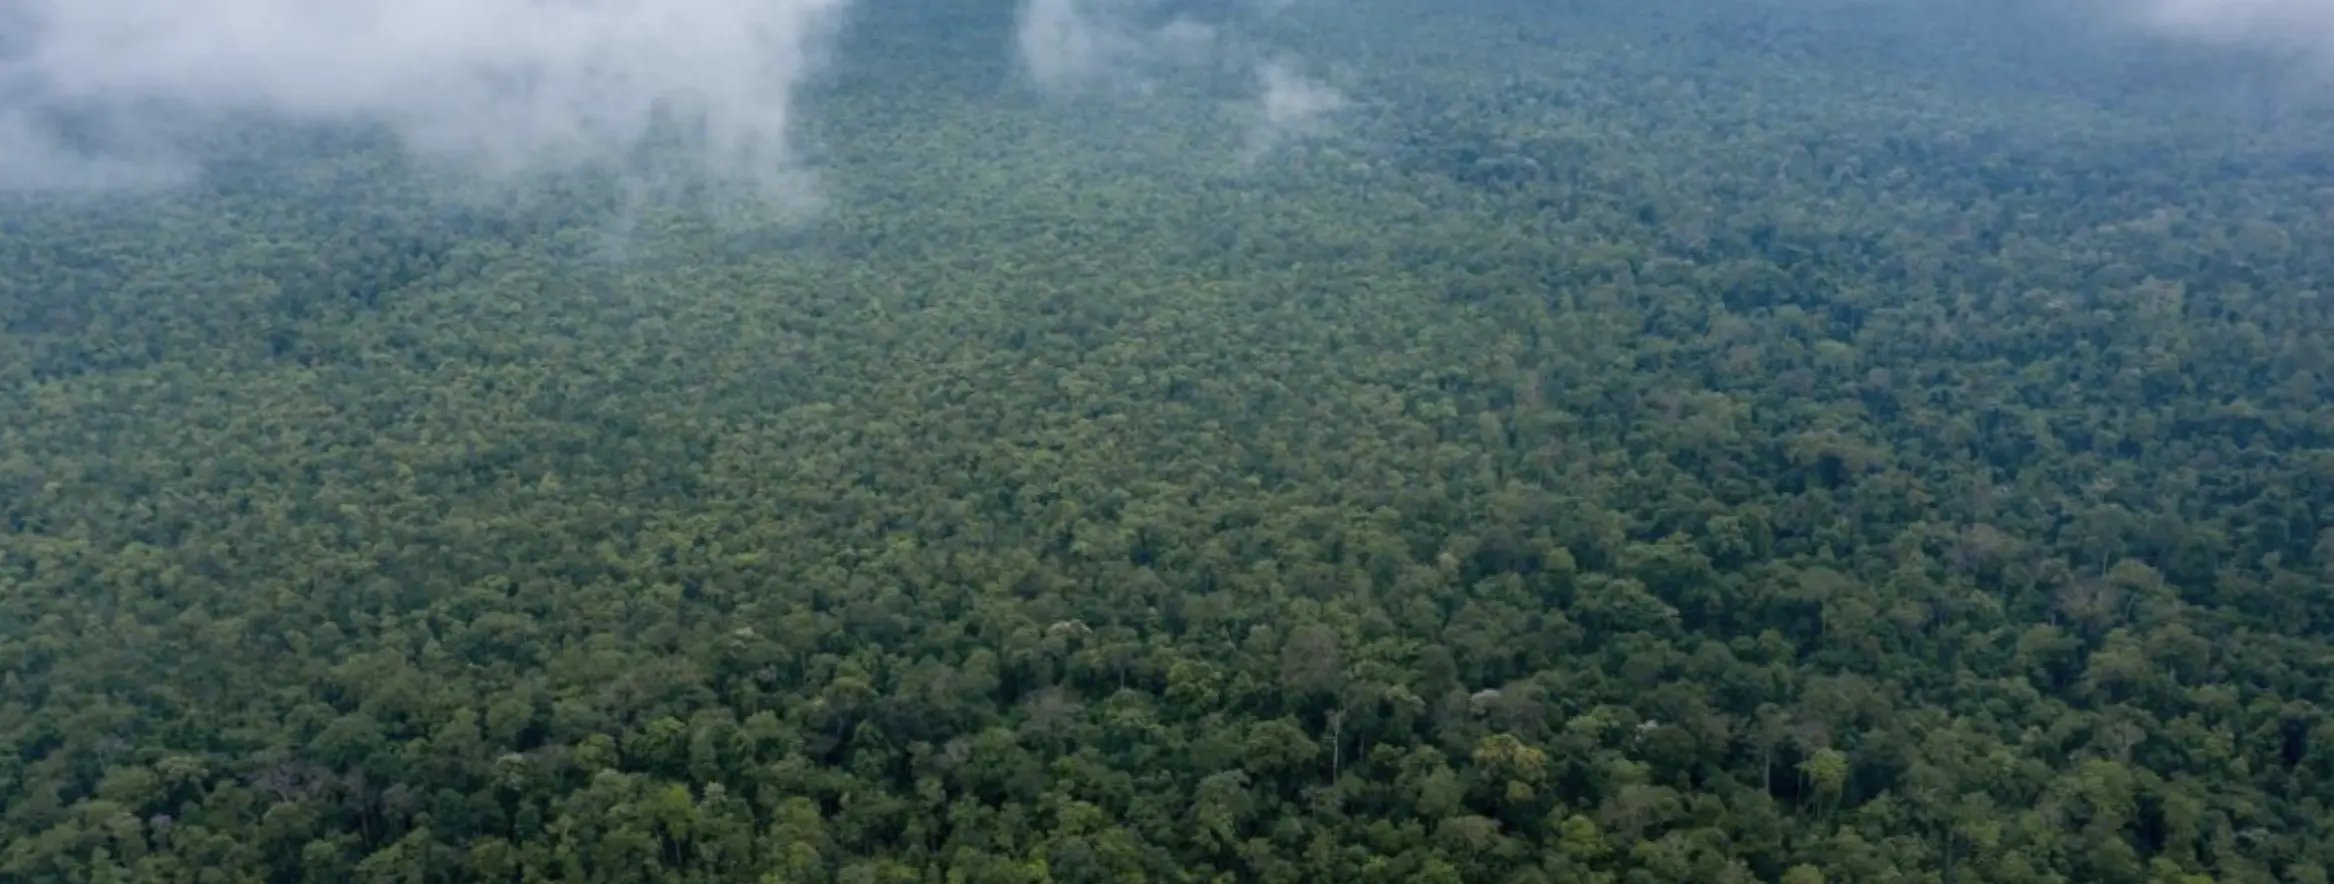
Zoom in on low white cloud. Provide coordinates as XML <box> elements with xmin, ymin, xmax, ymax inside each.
<box><xmin>2060</xmin><ymin>0</ymin><xmax>2334</xmax><ymax>76</ymax></box>
<box><xmin>0</xmin><ymin>0</ymin><xmax>850</xmax><ymax>197</ymax></box>
<box><xmin>1243</xmin><ymin>58</ymin><xmax>1347</xmax><ymax>160</ymax></box>
<box><xmin>1013</xmin><ymin>0</ymin><xmax>1351</xmax><ymax>160</ymax></box>
<box><xmin>2125</xmin><ymin>0</ymin><xmax>2334</xmax><ymax>48</ymax></box>
<box><xmin>1015</xmin><ymin>0</ymin><xmax>1219</xmax><ymax>96</ymax></box>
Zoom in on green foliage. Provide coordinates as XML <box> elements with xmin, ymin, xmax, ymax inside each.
<box><xmin>6</xmin><ymin>0</ymin><xmax>2334</xmax><ymax>882</ymax></box>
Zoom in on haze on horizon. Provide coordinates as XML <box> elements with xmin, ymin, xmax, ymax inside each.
<box><xmin>0</xmin><ymin>0</ymin><xmax>2318</xmax><ymax>196</ymax></box>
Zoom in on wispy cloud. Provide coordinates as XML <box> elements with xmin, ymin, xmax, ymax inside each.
<box><xmin>2125</xmin><ymin>0</ymin><xmax>2334</xmax><ymax>48</ymax></box>
<box><xmin>1014</xmin><ymin>0</ymin><xmax>1218</xmax><ymax>96</ymax></box>
<box><xmin>1014</xmin><ymin>0</ymin><xmax>1351</xmax><ymax>158</ymax></box>
<box><xmin>0</xmin><ymin>0</ymin><xmax>850</xmax><ymax>197</ymax></box>
<box><xmin>1242</xmin><ymin>57</ymin><xmax>1347</xmax><ymax>161</ymax></box>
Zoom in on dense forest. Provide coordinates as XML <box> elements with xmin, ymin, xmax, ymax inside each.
<box><xmin>7</xmin><ymin>0</ymin><xmax>2334</xmax><ymax>881</ymax></box>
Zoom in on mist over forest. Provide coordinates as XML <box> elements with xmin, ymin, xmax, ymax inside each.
<box><xmin>5</xmin><ymin>1</ymin><xmax>2334</xmax><ymax>882</ymax></box>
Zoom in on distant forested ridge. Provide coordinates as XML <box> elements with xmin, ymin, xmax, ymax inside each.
<box><xmin>6</xmin><ymin>1</ymin><xmax>2334</xmax><ymax>882</ymax></box>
